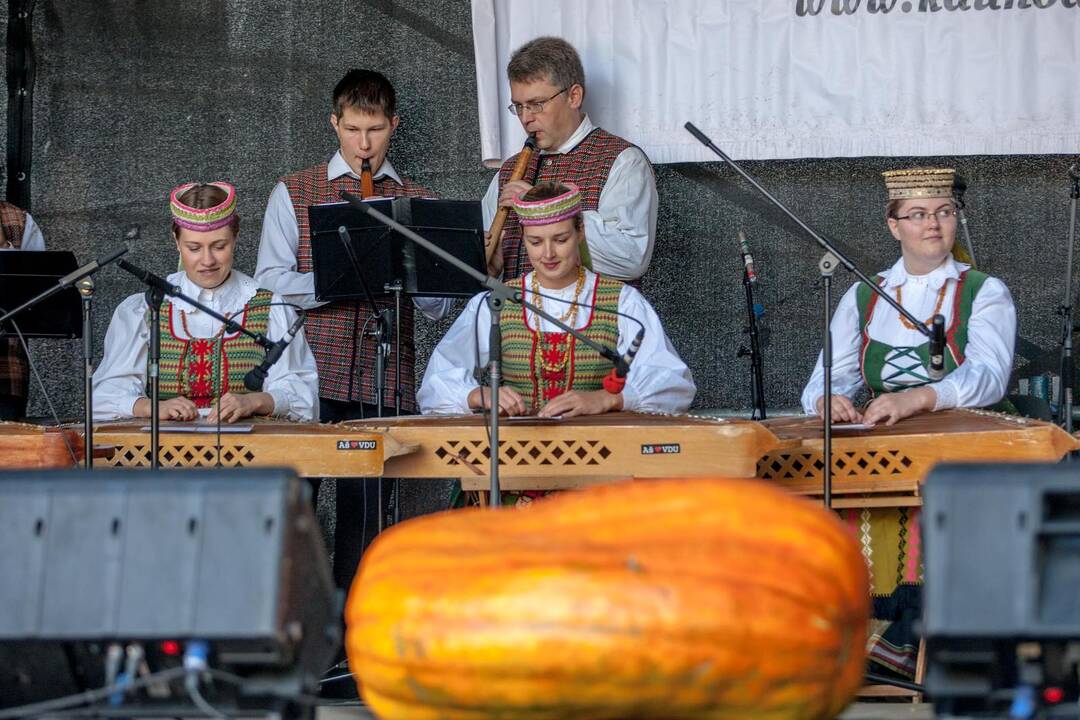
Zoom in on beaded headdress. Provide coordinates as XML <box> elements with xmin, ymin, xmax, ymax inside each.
<box><xmin>882</xmin><ymin>168</ymin><xmax>955</xmax><ymax>200</ymax></box>
<box><xmin>169</xmin><ymin>181</ymin><xmax>238</xmax><ymax>231</ymax></box>
<box><xmin>512</xmin><ymin>183</ymin><xmax>583</xmax><ymax>226</ymax></box>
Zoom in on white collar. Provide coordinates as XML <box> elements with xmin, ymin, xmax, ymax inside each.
<box><xmin>882</xmin><ymin>255</ymin><xmax>967</xmax><ymax>290</ymax></box>
<box><xmin>327</xmin><ymin>150</ymin><xmax>403</xmax><ymax>186</ymax></box>
<box><xmin>171</xmin><ymin>269</ymin><xmax>257</xmax><ymax>313</ymax></box>
<box><xmin>544</xmin><ymin>115</ymin><xmax>596</xmax><ymax>155</ymax></box>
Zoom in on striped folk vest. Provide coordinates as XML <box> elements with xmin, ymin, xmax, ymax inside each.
<box><xmin>0</xmin><ymin>202</ymin><xmax>29</xmax><ymax>399</ymax></box>
<box><xmin>283</xmin><ymin>163</ymin><xmax>431</xmax><ymax>407</ymax></box>
<box><xmin>497</xmin><ymin>128</ymin><xmax>631</xmax><ymax>280</ymax></box>
<box><xmin>501</xmin><ymin>275</ymin><xmax>622</xmax><ymax>412</ymax></box>
<box><xmin>152</xmin><ymin>290</ymin><xmax>273</xmax><ymax>408</ymax></box>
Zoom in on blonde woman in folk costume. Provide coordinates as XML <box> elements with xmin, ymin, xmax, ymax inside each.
<box><xmin>801</xmin><ymin>167</ymin><xmax>1015</xmax><ymax>426</ymax></box>
<box><xmin>93</xmin><ymin>182</ymin><xmax>319</xmax><ymax>423</ymax></box>
<box><xmin>419</xmin><ymin>181</ymin><xmax>694</xmax><ymax>418</ymax></box>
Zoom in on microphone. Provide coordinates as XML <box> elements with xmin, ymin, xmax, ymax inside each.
<box><xmin>244</xmin><ymin>311</ymin><xmax>306</xmax><ymax>391</ymax></box>
<box><xmin>927</xmin><ymin>314</ymin><xmax>946</xmax><ymax>381</ymax></box>
<box><xmin>615</xmin><ymin>326</ymin><xmax>645</xmax><ymax>379</ymax></box>
<box><xmin>117</xmin><ymin>259</ymin><xmax>179</xmax><ymax>295</ymax></box>
<box><xmin>737</xmin><ymin>230</ymin><xmax>757</xmax><ymax>283</ymax></box>
<box><xmin>1069</xmin><ymin>164</ymin><xmax>1079</xmax><ymax>181</ymax></box>
<box><xmin>57</xmin><ymin>244</ymin><xmax>131</xmax><ymax>288</ymax></box>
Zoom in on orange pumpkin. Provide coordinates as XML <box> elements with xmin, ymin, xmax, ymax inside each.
<box><xmin>346</xmin><ymin>477</ymin><xmax>870</xmax><ymax>719</ymax></box>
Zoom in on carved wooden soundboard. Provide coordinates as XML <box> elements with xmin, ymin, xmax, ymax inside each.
<box><xmin>343</xmin><ymin>412</ymin><xmax>783</xmax><ymax>491</ymax></box>
<box><xmin>759</xmin><ymin>409</ymin><xmax>1080</xmax><ymax>507</ymax></box>
<box><xmin>92</xmin><ymin>420</ymin><xmax>414</xmax><ymax>476</ymax></box>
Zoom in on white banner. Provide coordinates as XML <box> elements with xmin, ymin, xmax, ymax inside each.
<box><xmin>471</xmin><ymin>0</ymin><xmax>1080</xmax><ymax>165</ymax></box>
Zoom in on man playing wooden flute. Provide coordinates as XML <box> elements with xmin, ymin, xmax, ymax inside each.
<box><xmin>483</xmin><ymin>37</ymin><xmax>658</xmax><ymax>283</ymax></box>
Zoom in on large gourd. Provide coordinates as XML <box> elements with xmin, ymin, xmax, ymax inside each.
<box><xmin>346</xmin><ymin>477</ymin><xmax>870</xmax><ymax>719</ymax></box>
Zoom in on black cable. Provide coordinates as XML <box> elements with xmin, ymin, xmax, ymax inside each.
<box><xmin>0</xmin><ymin>665</ymin><xmax>188</xmax><ymax>719</ymax></box>
<box><xmin>864</xmin><ymin>672</ymin><xmax>925</xmax><ymax>693</ymax></box>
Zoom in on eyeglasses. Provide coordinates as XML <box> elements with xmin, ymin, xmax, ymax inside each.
<box><xmin>894</xmin><ymin>207</ymin><xmax>958</xmax><ymax>225</ymax></box>
<box><xmin>507</xmin><ymin>87</ymin><xmax>569</xmax><ymax>116</ymax></box>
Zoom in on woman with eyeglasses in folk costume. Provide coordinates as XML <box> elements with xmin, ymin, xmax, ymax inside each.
<box><xmin>801</xmin><ymin>167</ymin><xmax>1016</xmax><ymax>427</ymax></box>
<box><xmin>93</xmin><ymin>182</ymin><xmax>319</xmax><ymax>423</ymax></box>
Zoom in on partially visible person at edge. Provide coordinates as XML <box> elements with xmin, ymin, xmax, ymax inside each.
<box><xmin>801</xmin><ymin>167</ymin><xmax>1015</xmax><ymax>427</ymax></box>
<box><xmin>0</xmin><ymin>200</ymin><xmax>45</xmax><ymax>421</ymax></box>
<box><xmin>254</xmin><ymin>69</ymin><xmax>449</xmax><ymax>590</ymax></box>
<box><xmin>93</xmin><ymin>182</ymin><xmax>318</xmax><ymax>423</ymax></box>
<box><xmin>483</xmin><ymin>36</ymin><xmax>658</xmax><ymax>282</ymax></box>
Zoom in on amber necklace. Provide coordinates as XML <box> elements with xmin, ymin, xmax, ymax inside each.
<box><xmin>895</xmin><ymin>282</ymin><xmax>948</xmax><ymax>330</ymax></box>
<box><xmin>179</xmin><ymin>306</ymin><xmax>236</xmax><ymax>340</ymax></box>
<box><xmin>530</xmin><ymin>266</ymin><xmax>586</xmax><ymax>326</ymax></box>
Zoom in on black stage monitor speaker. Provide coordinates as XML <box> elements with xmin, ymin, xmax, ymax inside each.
<box><xmin>0</xmin><ymin>468</ymin><xmax>339</xmax><ymax>715</ymax></box>
<box><xmin>923</xmin><ymin>462</ymin><xmax>1080</xmax><ymax>718</ymax></box>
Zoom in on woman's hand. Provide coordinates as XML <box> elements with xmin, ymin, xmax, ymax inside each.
<box><xmin>206</xmin><ymin>392</ymin><xmax>274</xmax><ymax>424</ymax></box>
<box><xmin>134</xmin><ymin>396</ymin><xmax>198</xmax><ymax>421</ymax></box>
<box><xmin>467</xmin><ymin>386</ymin><xmax>528</xmax><ymax>416</ymax></box>
<box><xmin>814</xmin><ymin>394</ymin><xmax>863</xmax><ymax>423</ymax></box>
<box><xmin>538</xmin><ymin>390</ymin><xmax>622</xmax><ymax>419</ymax></box>
<box><xmin>861</xmin><ymin>387</ymin><xmax>936</xmax><ymax>426</ymax></box>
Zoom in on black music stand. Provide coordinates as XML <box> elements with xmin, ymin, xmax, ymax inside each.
<box><xmin>309</xmin><ymin>198</ymin><xmax>484</xmax><ymax>529</ymax></box>
<box><xmin>0</xmin><ymin>251</ymin><xmax>82</xmax><ymax>339</ymax></box>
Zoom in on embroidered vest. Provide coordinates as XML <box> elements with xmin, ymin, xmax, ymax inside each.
<box><xmin>497</xmin><ymin>128</ymin><xmax>633</xmax><ymax>280</ymax></box>
<box><xmin>152</xmin><ymin>290</ymin><xmax>273</xmax><ymax>408</ymax></box>
<box><xmin>856</xmin><ymin>270</ymin><xmax>988</xmax><ymax>397</ymax></box>
<box><xmin>0</xmin><ymin>202</ymin><xmax>29</xmax><ymax>399</ymax></box>
<box><xmin>284</xmin><ymin>162</ymin><xmax>431</xmax><ymax>407</ymax></box>
<box><xmin>501</xmin><ymin>275</ymin><xmax>623</xmax><ymax>412</ymax></box>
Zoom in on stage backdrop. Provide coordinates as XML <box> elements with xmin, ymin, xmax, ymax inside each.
<box><xmin>473</xmin><ymin>0</ymin><xmax>1080</xmax><ymax>165</ymax></box>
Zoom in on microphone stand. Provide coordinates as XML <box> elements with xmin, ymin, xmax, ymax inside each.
<box><xmin>738</xmin><ymin>268</ymin><xmax>767</xmax><ymax>420</ymax></box>
<box><xmin>336</xmin><ymin>225</ymin><xmax>395</xmax><ymax>530</ymax></box>
<box><xmin>117</xmin><ymin>262</ymin><xmax>276</xmax><ymax>470</ymax></box>
<box><xmin>684</xmin><ymin>122</ymin><xmax>937</xmax><ymax>509</ymax></box>
<box><xmin>953</xmin><ymin>180</ymin><xmax>978</xmax><ymax>268</ymax></box>
<box><xmin>0</xmin><ymin>241</ymin><xmax>130</xmax><ymax>468</ymax></box>
<box><xmin>1057</xmin><ymin>167</ymin><xmax>1080</xmax><ymax>440</ymax></box>
<box><xmin>339</xmin><ymin>190</ymin><xmax>628</xmax><ymax>507</ymax></box>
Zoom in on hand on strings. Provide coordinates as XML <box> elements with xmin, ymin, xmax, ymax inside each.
<box><xmin>538</xmin><ymin>390</ymin><xmax>623</xmax><ymax>419</ymax></box>
<box><xmin>498</xmin><ymin>180</ymin><xmax>533</xmax><ymax>209</ymax></box>
<box><xmin>468</xmin><ymin>385</ymin><xmax>527</xmax><ymax>416</ymax></box>
<box><xmin>206</xmin><ymin>392</ymin><xmax>273</xmax><ymax>424</ymax></box>
<box><xmin>861</xmin><ymin>387</ymin><xmax>936</xmax><ymax>427</ymax></box>
<box><xmin>135</xmin><ymin>396</ymin><xmax>198</xmax><ymax>421</ymax></box>
<box><xmin>814</xmin><ymin>394</ymin><xmax>863</xmax><ymax>424</ymax></box>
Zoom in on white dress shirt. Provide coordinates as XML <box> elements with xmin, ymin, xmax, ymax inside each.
<box><xmin>255</xmin><ymin>151</ymin><xmax>450</xmax><ymax>320</ymax></box>
<box><xmin>801</xmin><ymin>257</ymin><xmax>1015</xmax><ymax>415</ymax></box>
<box><xmin>93</xmin><ymin>270</ymin><xmax>319</xmax><ymax>422</ymax></box>
<box><xmin>482</xmin><ymin>116</ymin><xmax>658</xmax><ymax>281</ymax></box>
<box><xmin>0</xmin><ymin>213</ymin><xmax>45</xmax><ymax>251</ymax></box>
<box><xmin>418</xmin><ymin>269</ymin><xmax>695</xmax><ymax>415</ymax></box>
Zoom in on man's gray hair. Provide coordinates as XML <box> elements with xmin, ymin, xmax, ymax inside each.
<box><xmin>507</xmin><ymin>36</ymin><xmax>585</xmax><ymax>91</ymax></box>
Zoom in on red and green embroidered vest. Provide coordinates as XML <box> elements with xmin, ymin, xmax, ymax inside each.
<box><xmin>497</xmin><ymin>128</ymin><xmax>635</xmax><ymax>280</ymax></box>
<box><xmin>0</xmin><ymin>202</ymin><xmax>29</xmax><ymax>399</ymax></box>
<box><xmin>856</xmin><ymin>270</ymin><xmax>988</xmax><ymax>397</ymax></box>
<box><xmin>152</xmin><ymin>290</ymin><xmax>273</xmax><ymax>408</ymax></box>
<box><xmin>501</xmin><ymin>275</ymin><xmax>623</xmax><ymax>412</ymax></box>
<box><xmin>284</xmin><ymin>162</ymin><xmax>432</xmax><ymax>407</ymax></box>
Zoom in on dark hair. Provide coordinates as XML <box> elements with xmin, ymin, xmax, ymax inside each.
<box><xmin>333</xmin><ymin>69</ymin><xmax>396</xmax><ymax>118</ymax></box>
<box><xmin>507</xmin><ymin>37</ymin><xmax>585</xmax><ymax>94</ymax></box>
<box><xmin>171</xmin><ymin>184</ymin><xmax>239</xmax><ymax>237</ymax></box>
<box><xmin>520</xmin><ymin>181</ymin><xmax>583</xmax><ymax>229</ymax></box>
<box><xmin>885</xmin><ymin>198</ymin><xmax>903</xmax><ymax>221</ymax></box>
